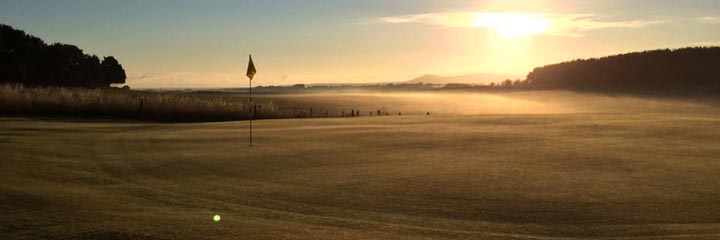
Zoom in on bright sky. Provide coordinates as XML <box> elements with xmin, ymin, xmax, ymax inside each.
<box><xmin>1</xmin><ymin>0</ymin><xmax>719</xmax><ymax>88</ymax></box>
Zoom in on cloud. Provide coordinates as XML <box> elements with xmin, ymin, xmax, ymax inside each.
<box><xmin>126</xmin><ymin>72</ymin><xmax>235</xmax><ymax>88</ymax></box>
<box><xmin>693</xmin><ymin>41</ymin><xmax>720</xmax><ymax>46</ymax></box>
<box><xmin>380</xmin><ymin>12</ymin><xmax>479</xmax><ymax>28</ymax></box>
<box><xmin>379</xmin><ymin>12</ymin><xmax>661</xmax><ymax>37</ymax></box>
<box><xmin>701</xmin><ymin>16</ymin><xmax>720</xmax><ymax>23</ymax></box>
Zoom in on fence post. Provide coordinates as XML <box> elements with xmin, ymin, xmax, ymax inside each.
<box><xmin>310</xmin><ymin>108</ymin><xmax>313</xmax><ymax>117</ymax></box>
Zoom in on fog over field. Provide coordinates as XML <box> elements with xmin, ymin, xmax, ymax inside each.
<box><xmin>261</xmin><ymin>91</ymin><xmax>718</xmax><ymax>116</ymax></box>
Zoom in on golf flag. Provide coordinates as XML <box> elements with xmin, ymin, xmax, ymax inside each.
<box><xmin>246</xmin><ymin>55</ymin><xmax>256</xmax><ymax>80</ymax></box>
<box><xmin>246</xmin><ymin>54</ymin><xmax>256</xmax><ymax>147</ymax></box>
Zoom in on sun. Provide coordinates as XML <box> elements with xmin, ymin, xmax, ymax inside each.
<box><xmin>473</xmin><ymin>13</ymin><xmax>550</xmax><ymax>39</ymax></box>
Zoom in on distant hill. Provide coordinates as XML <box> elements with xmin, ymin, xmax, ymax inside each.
<box><xmin>404</xmin><ymin>73</ymin><xmax>520</xmax><ymax>85</ymax></box>
<box><xmin>527</xmin><ymin>47</ymin><xmax>720</xmax><ymax>92</ymax></box>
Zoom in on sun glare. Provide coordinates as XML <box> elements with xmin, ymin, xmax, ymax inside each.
<box><xmin>473</xmin><ymin>13</ymin><xmax>549</xmax><ymax>39</ymax></box>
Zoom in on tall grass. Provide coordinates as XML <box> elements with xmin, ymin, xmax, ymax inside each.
<box><xmin>0</xmin><ymin>84</ymin><xmax>280</xmax><ymax>122</ymax></box>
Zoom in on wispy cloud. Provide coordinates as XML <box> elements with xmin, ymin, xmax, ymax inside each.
<box><xmin>126</xmin><ymin>72</ymin><xmax>294</xmax><ymax>88</ymax></box>
<box><xmin>379</xmin><ymin>12</ymin><xmax>661</xmax><ymax>37</ymax></box>
<box><xmin>126</xmin><ymin>72</ymin><xmax>233</xmax><ymax>88</ymax></box>
<box><xmin>700</xmin><ymin>16</ymin><xmax>720</xmax><ymax>23</ymax></box>
<box><xmin>693</xmin><ymin>41</ymin><xmax>720</xmax><ymax>46</ymax></box>
<box><xmin>380</xmin><ymin>12</ymin><xmax>479</xmax><ymax>28</ymax></box>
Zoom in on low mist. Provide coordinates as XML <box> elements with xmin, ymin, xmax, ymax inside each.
<box><xmin>263</xmin><ymin>90</ymin><xmax>716</xmax><ymax>116</ymax></box>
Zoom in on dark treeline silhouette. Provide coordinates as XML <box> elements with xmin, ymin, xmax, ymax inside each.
<box><xmin>526</xmin><ymin>47</ymin><xmax>720</xmax><ymax>92</ymax></box>
<box><xmin>0</xmin><ymin>24</ymin><xmax>126</xmax><ymax>87</ymax></box>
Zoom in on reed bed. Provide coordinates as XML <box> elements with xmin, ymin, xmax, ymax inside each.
<box><xmin>0</xmin><ymin>84</ymin><xmax>280</xmax><ymax>122</ymax></box>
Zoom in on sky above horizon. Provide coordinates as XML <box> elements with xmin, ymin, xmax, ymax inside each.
<box><xmin>1</xmin><ymin>0</ymin><xmax>719</xmax><ymax>88</ymax></box>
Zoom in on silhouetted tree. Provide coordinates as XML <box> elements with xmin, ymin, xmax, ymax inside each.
<box><xmin>501</xmin><ymin>79</ymin><xmax>513</xmax><ymax>87</ymax></box>
<box><xmin>0</xmin><ymin>23</ymin><xmax>126</xmax><ymax>87</ymax></box>
<box><xmin>526</xmin><ymin>47</ymin><xmax>720</xmax><ymax>92</ymax></box>
<box><xmin>102</xmin><ymin>56</ymin><xmax>126</xmax><ymax>86</ymax></box>
<box><xmin>512</xmin><ymin>79</ymin><xmax>522</xmax><ymax>87</ymax></box>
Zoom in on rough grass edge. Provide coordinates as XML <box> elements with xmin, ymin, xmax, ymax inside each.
<box><xmin>0</xmin><ymin>84</ymin><xmax>282</xmax><ymax>122</ymax></box>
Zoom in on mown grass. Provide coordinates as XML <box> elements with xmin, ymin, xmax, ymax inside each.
<box><xmin>0</xmin><ymin>84</ymin><xmax>281</xmax><ymax>122</ymax></box>
<box><xmin>2</xmin><ymin>112</ymin><xmax>720</xmax><ymax>239</ymax></box>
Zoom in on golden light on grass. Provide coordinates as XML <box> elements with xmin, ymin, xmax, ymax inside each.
<box><xmin>473</xmin><ymin>13</ymin><xmax>549</xmax><ymax>39</ymax></box>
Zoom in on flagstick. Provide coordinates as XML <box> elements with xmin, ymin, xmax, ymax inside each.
<box><xmin>249</xmin><ymin>77</ymin><xmax>253</xmax><ymax>147</ymax></box>
<box><xmin>246</xmin><ymin>54</ymin><xmax>256</xmax><ymax>147</ymax></box>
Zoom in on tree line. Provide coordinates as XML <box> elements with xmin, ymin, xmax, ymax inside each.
<box><xmin>526</xmin><ymin>47</ymin><xmax>720</xmax><ymax>92</ymax></box>
<box><xmin>0</xmin><ymin>24</ymin><xmax>126</xmax><ymax>87</ymax></box>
